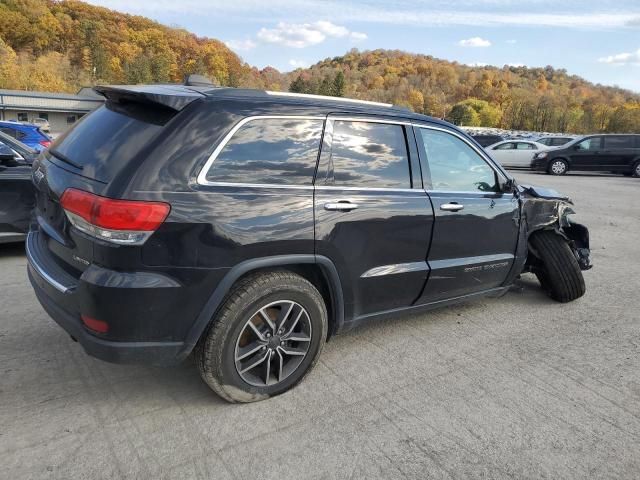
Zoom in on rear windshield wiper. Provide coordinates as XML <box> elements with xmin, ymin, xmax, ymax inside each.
<box><xmin>49</xmin><ymin>149</ymin><xmax>83</xmax><ymax>170</ymax></box>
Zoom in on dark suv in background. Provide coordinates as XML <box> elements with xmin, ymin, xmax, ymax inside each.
<box><xmin>532</xmin><ymin>134</ymin><xmax>640</xmax><ymax>176</ymax></box>
<box><xmin>27</xmin><ymin>83</ymin><xmax>591</xmax><ymax>403</ymax></box>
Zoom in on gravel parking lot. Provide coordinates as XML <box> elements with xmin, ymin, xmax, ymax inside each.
<box><xmin>1</xmin><ymin>172</ymin><xmax>639</xmax><ymax>480</ymax></box>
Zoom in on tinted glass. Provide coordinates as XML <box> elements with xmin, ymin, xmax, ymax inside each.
<box><xmin>51</xmin><ymin>105</ymin><xmax>167</xmax><ymax>182</ymax></box>
<box><xmin>418</xmin><ymin>128</ymin><xmax>497</xmax><ymax>192</ymax></box>
<box><xmin>330</xmin><ymin>121</ymin><xmax>410</xmax><ymax>188</ymax></box>
<box><xmin>206</xmin><ymin>118</ymin><xmax>323</xmax><ymax>185</ymax></box>
<box><xmin>537</xmin><ymin>138</ymin><xmax>551</xmax><ymax>145</ymax></box>
<box><xmin>552</xmin><ymin>138</ymin><xmax>570</xmax><ymax>146</ymax></box>
<box><xmin>576</xmin><ymin>137</ymin><xmax>602</xmax><ymax>151</ymax></box>
<box><xmin>604</xmin><ymin>136</ymin><xmax>635</xmax><ymax>149</ymax></box>
<box><xmin>495</xmin><ymin>143</ymin><xmax>514</xmax><ymax>150</ymax></box>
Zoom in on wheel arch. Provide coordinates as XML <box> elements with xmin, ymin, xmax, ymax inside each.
<box><xmin>177</xmin><ymin>255</ymin><xmax>345</xmax><ymax>361</ymax></box>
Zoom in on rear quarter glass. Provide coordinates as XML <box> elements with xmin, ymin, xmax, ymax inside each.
<box><xmin>50</xmin><ymin>103</ymin><xmax>173</xmax><ymax>183</ymax></box>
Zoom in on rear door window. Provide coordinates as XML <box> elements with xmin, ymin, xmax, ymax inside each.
<box><xmin>516</xmin><ymin>142</ymin><xmax>535</xmax><ymax>150</ymax></box>
<box><xmin>204</xmin><ymin>118</ymin><xmax>323</xmax><ymax>185</ymax></box>
<box><xmin>329</xmin><ymin>120</ymin><xmax>411</xmax><ymax>188</ymax></box>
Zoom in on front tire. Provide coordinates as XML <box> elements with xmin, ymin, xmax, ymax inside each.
<box><xmin>548</xmin><ymin>158</ymin><xmax>568</xmax><ymax>175</ymax></box>
<box><xmin>632</xmin><ymin>160</ymin><xmax>640</xmax><ymax>178</ymax></box>
<box><xmin>529</xmin><ymin>230</ymin><xmax>585</xmax><ymax>302</ymax></box>
<box><xmin>196</xmin><ymin>271</ymin><xmax>328</xmax><ymax>403</ymax></box>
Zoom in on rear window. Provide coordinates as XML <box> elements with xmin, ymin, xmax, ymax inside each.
<box><xmin>50</xmin><ymin>104</ymin><xmax>168</xmax><ymax>182</ymax></box>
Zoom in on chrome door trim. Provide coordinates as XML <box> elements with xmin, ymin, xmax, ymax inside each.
<box><xmin>361</xmin><ymin>261</ymin><xmax>429</xmax><ymax>278</ymax></box>
<box><xmin>196</xmin><ymin>115</ymin><xmax>326</xmax><ymax>186</ymax></box>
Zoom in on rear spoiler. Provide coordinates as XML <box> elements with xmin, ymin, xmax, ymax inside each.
<box><xmin>93</xmin><ymin>84</ymin><xmax>207</xmax><ymax>111</ymax></box>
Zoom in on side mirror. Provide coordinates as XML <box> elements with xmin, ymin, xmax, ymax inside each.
<box><xmin>499</xmin><ymin>177</ymin><xmax>515</xmax><ymax>193</ymax></box>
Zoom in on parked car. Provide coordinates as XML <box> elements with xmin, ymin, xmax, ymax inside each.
<box><xmin>535</xmin><ymin>136</ymin><xmax>576</xmax><ymax>147</ymax></box>
<box><xmin>486</xmin><ymin>140</ymin><xmax>552</xmax><ymax>169</ymax></box>
<box><xmin>0</xmin><ymin>132</ymin><xmax>36</xmax><ymax>243</ymax></box>
<box><xmin>27</xmin><ymin>85</ymin><xmax>592</xmax><ymax>403</ymax></box>
<box><xmin>471</xmin><ymin>134</ymin><xmax>504</xmax><ymax>147</ymax></box>
<box><xmin>531</xmin><ymin>134</ymin><xmax>640</xmax><ymax>176</ymax></box>
<box><xmin>0</xmin><ymin>120</ymin><xmax>52</xmax><ymax>152</ymax></box>
<box><xmin>32</xmin><ymin>117</ymin><xmax>51</xmax><ymax>133</ymax></box>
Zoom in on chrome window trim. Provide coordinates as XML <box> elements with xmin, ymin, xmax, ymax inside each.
<box><xmin>411</xmin><ymin>123</ymin><xmax>510</xmax><ymax>193</ymax></box>
<box><xmin>196</xmin><ymin>115</ymin><xmax>326</xmax><ymax>186</ymax></box>
<box><xmin>329</xmin><ymin>115</ymin><xmax>412</xmax><ymax>126</ymax></box>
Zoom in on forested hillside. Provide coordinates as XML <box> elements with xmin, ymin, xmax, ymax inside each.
<box><xmin>0</xmin><ymin>0</ymin><xmax>278</xmax><ymax>91</ymax></box>
<box><xmin>286</xmin><ymin>50</ymin><xmax>640</xmax><ymax>133</ymax></box>
<box><xmin>1</xmin><ymin>1</ymin><xmax>639</xmax><ymax>133</ymax></box>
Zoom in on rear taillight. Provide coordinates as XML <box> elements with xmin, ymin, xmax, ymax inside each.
<box><xmin>39</xmin><ymin>140</ymin><xmax>51</xmax><ymax>148</ymax></box>
<box><xmin>60</xmin><ymin>188</ymin><xmax>170</xmax><ymax>245</ymax></box>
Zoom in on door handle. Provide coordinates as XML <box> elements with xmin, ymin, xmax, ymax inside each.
<box><xmin>324</xmin><ymin>200</ymin><xmax>359</xmax><ymax>211</ymax></box>
<box><xmin>440</xmin><ymin>202</ymin><xmax>464</xmax><ymax>212</ymax></box>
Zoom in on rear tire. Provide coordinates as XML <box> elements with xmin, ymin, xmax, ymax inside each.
<box><xmin>632</xmin><ymin>160</ymin><xmax>640</xmax><ymax>178</ymax></box>
<box><xmin>196</xmin><ymin>271</ymin><xmax>327</xmax><ymax>403</ymax></box>
<box><xmin>548</xmin><ymin>158</ymin><xmax>568</xmax><ymax>175</ymax></box>
<box><xmin>529</xmin><ymin>230</ymin><xmax>585</xmax><ymax>302</ymax></box>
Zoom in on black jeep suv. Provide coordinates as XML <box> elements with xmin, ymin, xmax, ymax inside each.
<box><xmin>27</xmin><ymin>84</ymin><xmax>592</xmax><ymax>402</ymax></box>
<box><xmin>531</xmin><ymin>134</ymin><xmax>640</xmax><ymax>176</ymax></box>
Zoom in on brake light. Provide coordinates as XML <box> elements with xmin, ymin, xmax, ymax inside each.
<box><xmin>81</xmin><ymin>314</ymin><xmax>109</xmax><ymax>333</ymax></box>
<box><xmin>60</xmin><ymin>188</ymin><xmax>170</xmax><ymax>245</ymax></box>
<box><xmin>39</xmin><ymin>140</ymin><xmax>51</xmax><ymax>148</ymax></box>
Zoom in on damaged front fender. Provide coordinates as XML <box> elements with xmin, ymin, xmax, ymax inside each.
<box><xmin>519</xmin><ymin>184</ymin><xmax>592</xmax><ymax>271</ymax></box>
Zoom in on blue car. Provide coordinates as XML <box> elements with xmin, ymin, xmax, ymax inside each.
<box><xmin>0</xmin><ymin>121</ymin><xmax>51</xmax><ymax>152</ymax></box>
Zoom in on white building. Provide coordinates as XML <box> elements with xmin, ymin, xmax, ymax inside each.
<box><xmin>0</xmin><ymin>88</ymin><xmax>104</xmax><ymax>135</ymax></box>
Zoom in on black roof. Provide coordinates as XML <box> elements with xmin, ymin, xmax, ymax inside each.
<box><xmin>94</xmin><ymin>84</ymin><xmax>450</xmax><ymax>128</ymax></box>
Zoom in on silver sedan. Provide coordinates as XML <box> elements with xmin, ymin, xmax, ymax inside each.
<box><xmin>486</xmin><ymin>140</ymin><xmax>553</xmax><ymax>169</ymax></box>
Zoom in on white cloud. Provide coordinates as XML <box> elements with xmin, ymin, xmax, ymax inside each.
<box><xmin>225</xmin><ymin>39</ymin><xmax>257</xmax><ymax>51</ymax></box>
<box><xmin>257</xmin><ymin>21</ymin><xmax>367</xmax><ymax>48</ymax></box>
<box><xmin>458</xmin><ymin>37</ymin><xmax>492</xmax><ymax>47</ymax></box>
<box><xmin>288</xmin><ymin>59</ymin><xmax>310</xmax><ymax>68</ymax></box>
<box><xmin>598</xmin><ymin>48</ymin><xmax>640</xmax><ymax>65</ymax></box>
<box><xmin>507</xmin><ymin>62</ymin><xmax>526</xmax><ymax>67</ymax></box>
<box><xmin>466</xmin><ymin>62</ymin><xmax>488</xmax><ymax>67</ymax></box>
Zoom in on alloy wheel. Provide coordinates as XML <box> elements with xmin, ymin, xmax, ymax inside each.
<box><xmin>551</xmin><ymin>160</ymin><xmax>566</xmax><ymax>175</ymax></box>
<box><xmin>234</xmin><ymin>300</ymin><xmax>312</xmax><ymax>387</ymax></box>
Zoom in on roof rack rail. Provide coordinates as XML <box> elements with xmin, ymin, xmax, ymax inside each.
<box><xmin>265</xmin><ymin>91</ymin><xmax>392</xmax><ymax>108</ymax></box>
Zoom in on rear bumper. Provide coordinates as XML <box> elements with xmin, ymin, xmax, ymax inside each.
<box><xmin>26</xmin><ymin>231</ymin><xmax>187</xmax><ymax>366</ymax></box>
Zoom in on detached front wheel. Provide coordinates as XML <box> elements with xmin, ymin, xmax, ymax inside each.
<box><xmin>196</xmin><ymin>271</ymin><xmax>328</xmax><ymax>403</ymax></box>
<box><xmin>529</xmin><ymin>230</ymin><xmax>585</xmax><ymax>302</ymax></box>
